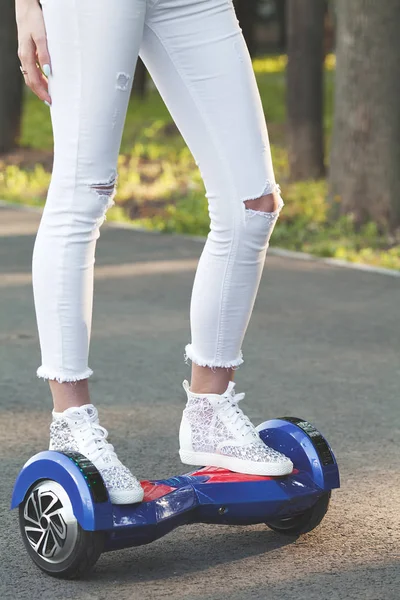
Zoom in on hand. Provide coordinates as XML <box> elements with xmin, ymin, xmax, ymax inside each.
<box><xmin>15</xmin><ymin>0</ymin><xmax>52</xmax><ymax>105</ymax></box>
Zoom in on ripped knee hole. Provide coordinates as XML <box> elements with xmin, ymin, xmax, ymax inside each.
<box><xmin>242</xmin><ymin>182</ymin><xmax>284</xmax><ymax>224</ymax></box>
<box><xmin>90</xmin><ymin>172</ymin><xmax>118</xmax><ymax>226</ymax></box>
<box><xmin>244</xmin><ymin>192</ymin><xmax>281</xmax><ymax>214</ymax></box>
<box><xmin>90</xmin><ymin>172</ymin><xmax>118</xmax><ymax>201</ymax></box>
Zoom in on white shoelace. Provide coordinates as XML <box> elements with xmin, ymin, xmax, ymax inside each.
<box><xmin>68</xmin><ymin>408</ymin><xmax>118</xmax><ymax>464</ymax></box>
<box><xmin>218</xmin><ymin>391</ymin><xmax>258</xmax><ymax>439</ymax></box>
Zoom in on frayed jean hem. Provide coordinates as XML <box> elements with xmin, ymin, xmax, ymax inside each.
<box><xmin>184</xmin><ymin>344</ymin><xmax>243</xmax><ymax>370</ymax></box>
<box><xmin>36</xmin><ymin>366</ymin><xmax>93</xmax><ymax>383</ymax></box>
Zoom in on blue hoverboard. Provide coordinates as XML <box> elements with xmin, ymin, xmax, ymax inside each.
<box><xmin>11</xmin><ymin>417</ymin><xmax>339</xmax><ymax>579</ymax></box>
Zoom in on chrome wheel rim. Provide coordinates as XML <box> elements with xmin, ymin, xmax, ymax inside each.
<box><xmin>22</xmin><ymin>480</ymin><xmax>78</xmax><ymax>564</ymax></box>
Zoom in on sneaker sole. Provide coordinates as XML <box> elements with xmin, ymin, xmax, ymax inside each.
<box><xmin>108</xmin><ymin>487</ymin><xmax>144</xmax><ymax>505</ymax></box>
<box><xmin>179</xmin><ymin>450</ymin><xmax>294</xmax><ymax>477</ymax></box>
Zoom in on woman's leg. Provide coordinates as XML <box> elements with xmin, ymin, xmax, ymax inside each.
<box><xmin>33</xmin><ymin>0</ymin><xmax>147</xmax><ymax>503</ymax></box>
<box><xmin>140</xmin><ymin>0</ymin><xmax>291</xmax><ymax>475</ymax></box>
<box><xmin>34</xmin><ymin>0</ymin><xmax>146</xmax><ymax>400</ymax></box>
<box><xmin>141</xmin><ymin>0</ymin><xmax>283</xmax><ymax>388</ymax></box>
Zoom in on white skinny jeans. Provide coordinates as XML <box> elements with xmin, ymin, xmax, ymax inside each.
<box><xmin>33</xmin><ymin>0</ymin><xmax>283</xmax><ymax>382</ymax></box>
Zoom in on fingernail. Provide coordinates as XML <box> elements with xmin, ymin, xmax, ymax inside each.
<box><xmin>44</xmin><ymin>101</ymin><xmax>51</xmax><ymax>108</ymax></box>
<box><xmin>43</xmin><ymin>64</ymin><xmax>51</xmax><ymax>77</ymax></box>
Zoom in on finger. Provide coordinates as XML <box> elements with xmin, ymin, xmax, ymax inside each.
<box><xmin>20</xmin><ymin>38</ymin><xmax>39</xmax><ymax>91</ymax></box>
<box><xmin>36</xmin><ymin>69</ymin><xmax>52</xmax><ymax>105</ymax></box>
<box><xmin>24</xmin><ymin>37</ymin><xmax>51</xmax><ymax>104</ymax></box>
<box><xmin>34</xmin><ymin>56</ymin><xmax>52</xmax><ymax>104</ymax></box>
<box><xmin>17</xmin><ymin>42</ymin><xmax>31</xmax><ymax>87</ymax></box>
<box><xmin>35</xmin><ymin>34</ymin><xmax>52</xmax><ymax>81</ymax></box>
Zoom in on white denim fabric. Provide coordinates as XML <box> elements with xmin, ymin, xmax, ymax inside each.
<box><xmin>34</xmin><ymin>0</ymin><xmax>283</xmax><ymax>382</ymax></box>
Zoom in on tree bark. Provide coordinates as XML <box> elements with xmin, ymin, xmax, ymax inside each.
<box><xmin>131</xmin><ymin>58</ymin><xmax>148</xmax><ymax>99</ymax></box>
<box><xmin>329</xmin><ymin>0</ymin><xmax>400</xmax><ymax>230</ymax></box>
<box><xmin>286</xmin><ymin>0</ymin><xmax>326</xmax><ymax>180</ymax></box>
<box><xmin>275</xmin><ymin>0</ymin><xmax>287</xmax><ymax>52</ymax></box>
<box><xmin>234</xmin><ymin>0</ymin><xmax>258</xmax><ymax>57</ymax></box>
<box><xmin>0</xmin><ymin>0</ymin><xmax>24</xmax><ymax>154</ymax></box>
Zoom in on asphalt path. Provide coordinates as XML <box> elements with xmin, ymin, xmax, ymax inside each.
<box><xmin>0</xmin><ymin>205</ymin><xmax>399</xmax><ymax>600</ymax></box>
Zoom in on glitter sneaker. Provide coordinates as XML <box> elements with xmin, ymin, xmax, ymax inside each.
<box><xmin>179</xmin><ymin>380</ymin><xmax>293</xmax><ymax>476</ymax></box>
<box><xmin>49</xmin><ymin>404</ymin><xmax>144</xmax><ymax>504</ymax></box>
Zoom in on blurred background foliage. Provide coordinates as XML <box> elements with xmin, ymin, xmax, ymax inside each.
<box><xmin>1</xmin><ymin>0</ymin><xmax>399</xmax><ymax>270</ymax></box>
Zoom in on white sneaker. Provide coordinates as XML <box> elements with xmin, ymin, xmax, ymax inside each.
<box><xmin>179</xmin><ymin>380</ymin><xmax>293</xmax><ymax>476</ymax></box>
<box><xmin>49</xmin><ymin>404</ymin><xmax>144</xmax><ymax>504</ymax></box>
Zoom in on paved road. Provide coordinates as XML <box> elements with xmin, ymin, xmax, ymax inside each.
<box><xmin>0</xmin><ymin>205</ymin><xmax>399</xmax><ymax>600</ymax></box>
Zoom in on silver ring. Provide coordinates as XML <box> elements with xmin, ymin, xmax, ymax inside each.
<box><xmin>19</xmin><ymin>65</ymin><xmax>28</xmax><ymax>75</ymax></box>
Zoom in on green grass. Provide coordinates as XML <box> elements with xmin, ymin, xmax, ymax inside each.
<box><xmin>1</xmin><ymin>54</ymin><xmax>398</xmax><ymax>271</ymax></box>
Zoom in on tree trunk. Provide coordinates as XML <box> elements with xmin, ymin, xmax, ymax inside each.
<box><xmin>131</xmin><ymin>58</ymin><xmax>148</xmax><ymax>99</ymax></box>
<box><xmin>0</xmin><ymin>0</ymin><xmax>23</xmax><ymax>154</ymax></box>
<box><xmin>286</xmin><ymin>0</ymin><xmax>326</xmax><ymax>180</ymax></box>
<box><xmin>234</xmin><ymin>0</ymin><xmax>258</xmax><ymax>57</ymax></box>
<box><xmin>275</xmin><ymin>0</ymin><xmax>287</xmax><ymax>52</ymax></box>
<box><xmin>329</xmin><ymin>0</ymin><xmax>400</xmax><ymax>230</ymax></box>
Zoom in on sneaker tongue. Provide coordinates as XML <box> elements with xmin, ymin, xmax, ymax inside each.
<box><xmin>81</xmin><ymin>404</ymin><xmax>99</xmax><ymax>422</ymax></box>
<box><xmin>224</xmin><ymin>381</ymin><xmax>236</xmax><ymax>397</ymax></box>
<box><xmin>64</xmin><ymin>403</ymin><xmax>98</xmax><ymax>422</ymax></box>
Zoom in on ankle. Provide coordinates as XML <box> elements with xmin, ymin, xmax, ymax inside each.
<box><xmin>189</xmin><ymin>385</ymin><xmax>227</xmax><ymax>396</ymax></box>
<box><xmin>52</xmin><ymin>404</ymin><xmax>92</xmax><ymax>419</ymax></box>
<box><xmin>190</xmin><ymin>365</ymin><xmax>234</xmax><ymax>396</ymax></box>
<box><xmin>50</xmin><ymin>379</ymin><xmax>91</xmax><ymax>412</ymax></box>
<box><xmin>184</xmin><ymin>379</ymin><xmax>228</xmax><ymax>399</ymax></box>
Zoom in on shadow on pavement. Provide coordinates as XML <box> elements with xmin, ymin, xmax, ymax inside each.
<box><xmin>94</xmin><ymin>525</ymin><xmax>296</xmax><ymax>583</ymax></box>
<box><xmin>197</xmin><ymin>561</ymin><xmax>400</xmax><ymax>600</ymax></box>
